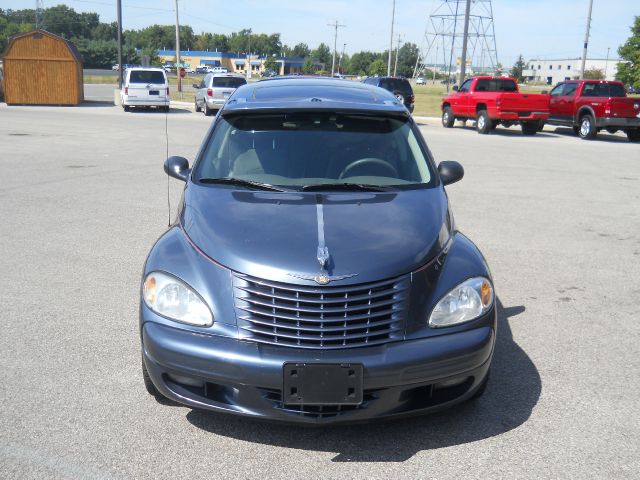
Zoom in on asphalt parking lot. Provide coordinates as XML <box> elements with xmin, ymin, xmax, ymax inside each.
<box><xmin>1</xmin><ymin>103</ymin><xmax>639</xmax><ymax>479</ymax></box>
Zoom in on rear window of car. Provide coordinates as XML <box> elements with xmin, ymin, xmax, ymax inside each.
<box><xmin>212</xmin><ymin>77</ymin><xmax>247</xmax><ymax>88</ymax></box>
<box><xmin>391</xmin><ymin>79</ymin><xmax>413</xmax><ymax>95</ymax></box>
<box><xmin>581</xmin><ymin>83</ymin><xmax>626</xmax><ymax>98</ymax></box>
<box><xmin>475</xmin><ymin>79</ymin><xmax>517</xmax><ymax>92</ymax></box>
<box><xmin>129</xmin><ymin>71</ymin><xmax>165</xmax><ymax>84</ymax></box>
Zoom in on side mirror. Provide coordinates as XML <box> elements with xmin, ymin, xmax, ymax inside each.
<box><xmin>452</xmin><ymin>85</ymin><xmax>459</xmax><ymax>92</ymax></box>
<box><xmin>540</xmin><ymin>90</ymin><xmax>548</xmax><ymax>94</ymax></box>
<box><xmin>164</xmin><ymin>156</ymin><xmax>190</xmax><ymax>182</ymax></box>
<box><xmin>438</xmin><ymin>161</ymin><xmax>464</xmax><ymax>186</ymax></box>
<box><xmin>192</xmin><ymin>83</ymin><xmax>199</xmax><ymax>89</ymax></box>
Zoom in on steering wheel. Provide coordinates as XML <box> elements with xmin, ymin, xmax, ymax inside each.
<box><xmin>339</xmin><ymin>158</ymin><xmax>398</xmax><ymax>179</ymax></box>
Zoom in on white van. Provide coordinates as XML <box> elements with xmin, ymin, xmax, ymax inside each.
<box><xmin>121</xmin><ymin>67</ymin><xmax>170</xmax><ymax>112</ymax></box>
<box><xmin>206</xmin><ymin>66</ymin><xmax>228</xmax><ymax>74</ymax></box>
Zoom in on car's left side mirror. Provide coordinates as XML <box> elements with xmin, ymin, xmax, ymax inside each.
<box><xmin>164</xmin><ymin>156</ymin><xmax>190</xmax><ymax>182</ymax></box>
<box><xmin>540</xmin><ymin>90</ymin><xmax>548</xmax><ymax>94</ymax></box>
<box><xmin>452</xmin><ymin>85</ymin><xmax>459</xmax><ymax>92</ymax></box>
<box><xmin>438</xmin><ymin>161</ymin><xmax>464</xmax><ymax>186</ymax></box>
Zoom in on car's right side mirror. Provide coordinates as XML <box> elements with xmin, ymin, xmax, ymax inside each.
<box><xmin>438</xmin><ymin>161</ymin><xmax>464</xmax><ymax>186</ymax></box>
<box><xmin>164</xmin><ymin>156</ymin><xmax>191</xmax><ymax>182</ymax></box>
<box><xmin>452</xmin><ymin>85</ymin><xmax>459</xmax><ymax>92</ymax></box>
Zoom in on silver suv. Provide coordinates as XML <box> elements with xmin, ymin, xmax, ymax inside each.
<box><xmin>194</xmin><ymin>74</ymin><xmax>246</xmax><ymax>116</ymax></box>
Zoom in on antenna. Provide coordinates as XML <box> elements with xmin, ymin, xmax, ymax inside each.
<box><xmin>418</xmin><ymin>0</ymin><xmax>499</xmax><ymax>89</ymax></box>
<box><xmin>35</xmin><ymin>0</ymin><xmax>44</xmax><ymax>29</ymax></box>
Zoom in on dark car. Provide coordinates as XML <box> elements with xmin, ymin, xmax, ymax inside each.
<box><xmin>140</xmin><ymin>78</ymin><xmax>496</xmax><ymax>424</ymax></box>
<box><xmin>362</xmin><ymin>76</ymin><xmax>415</xmax><ymax>113</ymax></box>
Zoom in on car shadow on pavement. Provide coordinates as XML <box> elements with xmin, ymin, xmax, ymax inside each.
<box><xmin>550</xmin><ymin>126</ymin><xmax>631</xmax><ymax>143</ymax></box>
<box><xmin>186</xmin><ymin>299</ymin><xmax>541</xmax><ymax>462</ymax></box>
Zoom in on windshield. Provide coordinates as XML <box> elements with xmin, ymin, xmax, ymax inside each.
<box><xmin>194</xmin><ymin>113</ymin><xmax>434</xmax><ymax>189</ymax></box>
<box><xmin>129</xmin><ymin>70</ymin><xmax>165</xmax><ymax>84</ymax></box>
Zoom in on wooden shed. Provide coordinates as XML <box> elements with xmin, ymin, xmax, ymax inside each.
<box><xmin>2</xmin><ymin>30</ymin><xmax>84</xmax><ymax>105</ymax></box>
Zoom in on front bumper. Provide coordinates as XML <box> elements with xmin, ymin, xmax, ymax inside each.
<box><xmin>595</xmin><ymin>116</ymin><xmax>640</xmax><ymax>129</ymax></box>
<box><xmin>142</xmin><ymin>310</ymin><xmax>496</xmax><ymax>424</ymax></box>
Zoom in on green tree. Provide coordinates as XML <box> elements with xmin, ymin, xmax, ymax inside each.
<box><xmin>509</xmin><ymin>54</ymin><xmax>526</xmax><ymax>82</ymax></box>
<box><xmin>302</xmin><ymin>57</ymin><xmax>315</xmax><ymax>74</ymax></box>
<box><xmin>395</xmin><ymin>42</ymin><xmax>419</xmax><ymax>77</ymax></box>
<box><xmin>311</xmin><ymin>43</ymin><xmax>331</xmax><ymax>67</ymax></box>
<box><xmin>616</xmin><ymin>16</ymin><xmax>640</xmax><ymax>88</ymax></box>
<box><xmin>290</xmin><ymin>42</ymin><xmax>310</xmax><ymax>58</ymax></box>
<box><xmin>350</xmin><ymin>51</ymin><xmax>381</xmax><ymax>76</ymax></box>
<box><xmin>263</xmin><ymin>56</ymin><xmax>278</xmax><ymax>71</ymax></box>
<box><xmin>368</xmin><ymin>59</ymin><xmax>387</xmax><ymax>76</ymax></box>
<box><xmin>583</xmin><ymin>67</ymin><xmax>605</xmax><ymax>80</ymax></box>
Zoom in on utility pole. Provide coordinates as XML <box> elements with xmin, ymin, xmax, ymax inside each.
<box><xmin>580</xmin><ymin>0</ymin><xmax>594</xmax><ymax>79</ymax></box>
<box><xmin>116</xmin><ymin>0</ymin><xmax>123</xmax><ymax>89</ymax></box>
<box><xmin>35</xmin><ymin>0</ymin><xmax>44</xmax><ymax>29</ymax></box>
<box><xmin>338</xmin><ymin>43</ymin><xmax>347</xmax><ymax>74</ymax></box>
<box><xmin>459</xmin><ymin>0</ymin><xmax>472</xmax><ymax>85</ymax></box>
<box><xmin>387</xmin><ymin>0</ymin><xmax>396</xmax><ymax>76</ymax></box>
<box><xmin>174</xmin><ymin>0</ymin><xmax>182</xmax><ymax>92</ymax></box>
<box><xmin>604</xmin><ymin>46</ymin><xmax>610</xmax><ymax>78</ymax></box>
<box><xmin>393</xmin><ymin>34</ymin><xmax>401</xmax><ymax>77</ymax></box>
<box><xmin>328</xmin><ymin>20</ymin><xmax>346</xmax><ymax>76</ymax></box>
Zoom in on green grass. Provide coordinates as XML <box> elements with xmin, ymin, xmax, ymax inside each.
<box><xmin>412</xmin><ymin>83</ymin><xmax>450</xmax><ymax>117</ymax></box>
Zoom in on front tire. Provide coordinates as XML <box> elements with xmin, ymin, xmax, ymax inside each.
<box><xmin>578</xmin><ymin>114</ymin><xmax>597</xmax><ymax>139</ymax></box>
<box><xmin>627</xmin><ymin>129</ymin><xmax>640</xmax><ymax>142</ymax></box>
<box><xmin>476</xmin><ymin>110</ymin><xmax>492</xmax><ymax>134</ymax></box>
<box><xmin>442</xmin><ymin>107</ymin><xmax>455</xmax><ymax>128</ymax></box>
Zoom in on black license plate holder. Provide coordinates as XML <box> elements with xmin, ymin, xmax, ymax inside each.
<box><xmin>283</xmin><ymin>363</ymin><xmax>363</xmax><ymax>405</ymax></box>
<box><xmin>149</xmin><ymin>90</ymin><xmax>159</xmax><ymax>95</ymax></box>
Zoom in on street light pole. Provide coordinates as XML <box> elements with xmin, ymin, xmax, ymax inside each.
<box><xmin>174</xmin><ymin>0</ymin><xmax>181</xmax><ymax>92</ymax></box>
<box><xmin>580</xmin><ymin>0</ymin><xmax>594</xmax><ymax>79</ymax></box>
<box><xmin>604</xmin><ymin>46</ymin><xmax>610</xmax><ymax>78</ymax></box>
<box><xmin>387</xmin><ymin>0</ymin><xmax>396</xmax><ymax>76</ymax></box>
<box><xmin>116</xmin><ymin>0</ymin><xmax>123</xmax><ymax>89</ymax></box>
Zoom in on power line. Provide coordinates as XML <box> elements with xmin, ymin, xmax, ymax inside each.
<box><xmin>327</xmin><ymin>20</ymin><xmax>346</xmax><ymax>76</ymax></box>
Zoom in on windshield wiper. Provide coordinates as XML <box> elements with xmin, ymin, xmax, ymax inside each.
<box><xmin>301</xmin><ymin>183</ymin><xmax>394</xmax><ymax>192</ymax></box>
<box><xmin>198</xmin><ymin>177</ymin><xmax>288</xmax><ymax>192</ymax></box>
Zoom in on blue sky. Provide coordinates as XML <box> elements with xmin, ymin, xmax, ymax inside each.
<box><xmin>6</xmin><ymin>0</ymin><xmax>638</xmax><ymax>66</ymax></box>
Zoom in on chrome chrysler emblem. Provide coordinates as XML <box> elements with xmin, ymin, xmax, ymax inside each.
<box><xmin>287</xmin><ymin>198</ymin><xmax>358</xmax><ymax>285</ymax></box>
<box><xmin>289</xmin><ymin>272</ymin><xmax>358</xmax><ymax>285</ymax></box>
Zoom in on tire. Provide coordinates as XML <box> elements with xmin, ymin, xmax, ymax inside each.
<box><xmin>204</xmin><ymin>101</ymin><xmax>213</xmax><ymax>116</ymax></box>
<box><xmin>606</xmin><ymin>127</ymin><xmax>618</xmax><ymax>134</ymax></box>
<box><xmin>194</xmin><ymin>98</ymin><xmax>201</xmax><ymax>112</ymax></box>
<box><xmin>578</xmin><ymin>114</ymin><xmax>597</xmax><ymax>139</ymax></box>
<box><xmin>394</xmin><ymin>92</ymin><xmax>405</xmax><ymax>104</ymax></box>
<box><xmin>537</xmin><ymin>121</ymin><xmax>545</xmax><ymax>132</ymax></box>
<box><xmin>123</xmin><ymin>104</ymin><xmax>130</xmax><ymax>112</ymax></box>
<box><xmin>470</xmin><ymin>370</ymin><xmax>490</xmax><ymax>400</ymax></box>
<box><xmin>572</xmin><ymin>126</ymin><xmax>580</xmax><ymax>135</ymax></box>
<box><xmin>442</xmin><ymin>106</ymin><xmax>455</xmax><ymax>128</ymax></box>
<box><xmin>141</xmin><ymin>355</ymin><xmax>159</xmax><ymax>397</ymax></box>
<box><xmin>627</xmin><ymin>129</ymin><xmax>640</xmax><ymax>142</ymax></box>
<box><xmin>521</xmin><ymin>122</ymin><xmax>538</xmax><ymax>135</ymax></box>
<box><xmin>476</xmin><ymin>110</ymin><xmax>492</xmax><ymax>134</ymax></box>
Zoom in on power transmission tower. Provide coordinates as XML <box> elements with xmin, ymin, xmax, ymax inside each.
<box><xmin>417</xmin><ymin>0</ymin><xmax>498</xmax><ymax>89</ymax></box>
<box><xmin>327</xmin><ymin>20</ymin><xmax>346</xmax><ymax>76</ymax></box>
<box><xmin>35</xmin><ymin>0</ymin><xmax>44</xmax><ymax>29</ymax></box>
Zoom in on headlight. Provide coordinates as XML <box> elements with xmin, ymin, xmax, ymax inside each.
<box><xmin>143</xmin><ymin>272</ymin><xmax>213</xmax><ymax>326</ymax></box>
<box><xmin>429</xmin><ymin>277</ymin><xmax>493</xmax><ymax>328</ymax></box>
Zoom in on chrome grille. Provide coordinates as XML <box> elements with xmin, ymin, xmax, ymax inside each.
<box><xmin>233</xmin><ymin>273</ymin><xmax>410</xmax><ymax>349</ymax></box>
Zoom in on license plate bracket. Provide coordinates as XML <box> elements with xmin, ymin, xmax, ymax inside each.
<box><xmin>283</xmin><ymin>363</ymin><xmax>363</xmax><ymax>405</ymax></box>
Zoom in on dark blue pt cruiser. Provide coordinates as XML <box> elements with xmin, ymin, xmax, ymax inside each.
<box><xmin>140</xmin><ymin>78</ymin><xmax>496</xmax><ymax>424</ymax></box>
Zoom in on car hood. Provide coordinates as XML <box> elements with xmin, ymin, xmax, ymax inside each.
<box><xmin>180</xmin><ymin>184</ymin><xmax>451</xmax><ymax>285</ymax></box>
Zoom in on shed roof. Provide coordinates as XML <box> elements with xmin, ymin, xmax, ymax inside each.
<box><xmin>1</xmin><ymin>29</ymin><xmax>83</xmax><ymax>63</ymax></box>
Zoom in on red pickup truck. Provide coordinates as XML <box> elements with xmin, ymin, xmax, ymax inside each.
<box><xmin>441</xmin><ymin>76</ymin><xmax>549</xmax><ymax>135</ymax></box>
<box><xmin>546</xmin><ymin>80</ymin><xmax>640</xmax><ymax>141</ymax></box>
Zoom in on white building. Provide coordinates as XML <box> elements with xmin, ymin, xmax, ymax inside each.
<box><xmin>522</xmin><ymin>58</ymin><xmax>620</xmax><ymax>85</ymax></box>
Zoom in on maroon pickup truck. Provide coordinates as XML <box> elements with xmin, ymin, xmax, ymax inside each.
<box><xmin>546</xmin><ymin>80</ymin><xmax>640</xmax><ymax>142</ymax></box>
<box><xmin>441</xmin><ymin>76</ymin><xmax>549</xmax><ymax>135</ymax></box>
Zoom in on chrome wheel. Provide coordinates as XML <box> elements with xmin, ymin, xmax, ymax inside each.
<box><xmin>478</xmin><ymin>115</ymin><xmax>485</xmax><ymax>130</ymax></box>
<box><xmin>580</xmin><ymin>118</ymin><xmax>590</xmax><ymax>137</ymax></box>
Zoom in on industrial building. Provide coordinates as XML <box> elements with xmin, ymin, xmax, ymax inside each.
<box><xmin>522</xmin><ymin>58</ymin><xmax>620</xmax><ymax>85</ymax></box>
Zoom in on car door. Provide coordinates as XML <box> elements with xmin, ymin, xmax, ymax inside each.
<box><xmin>127</xmin><ymin>70</ymin><xmax>167</xmax><ymax>103</ymax></box>
<box><xmin>452</xmin><ymin>79</ymin><xmax>473</xmax><ymax>117</ymax></box>
<box><xmin>549</xmin><ymin>83</ymin><xmax>576</xmax><ymax>124</ymax></box>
